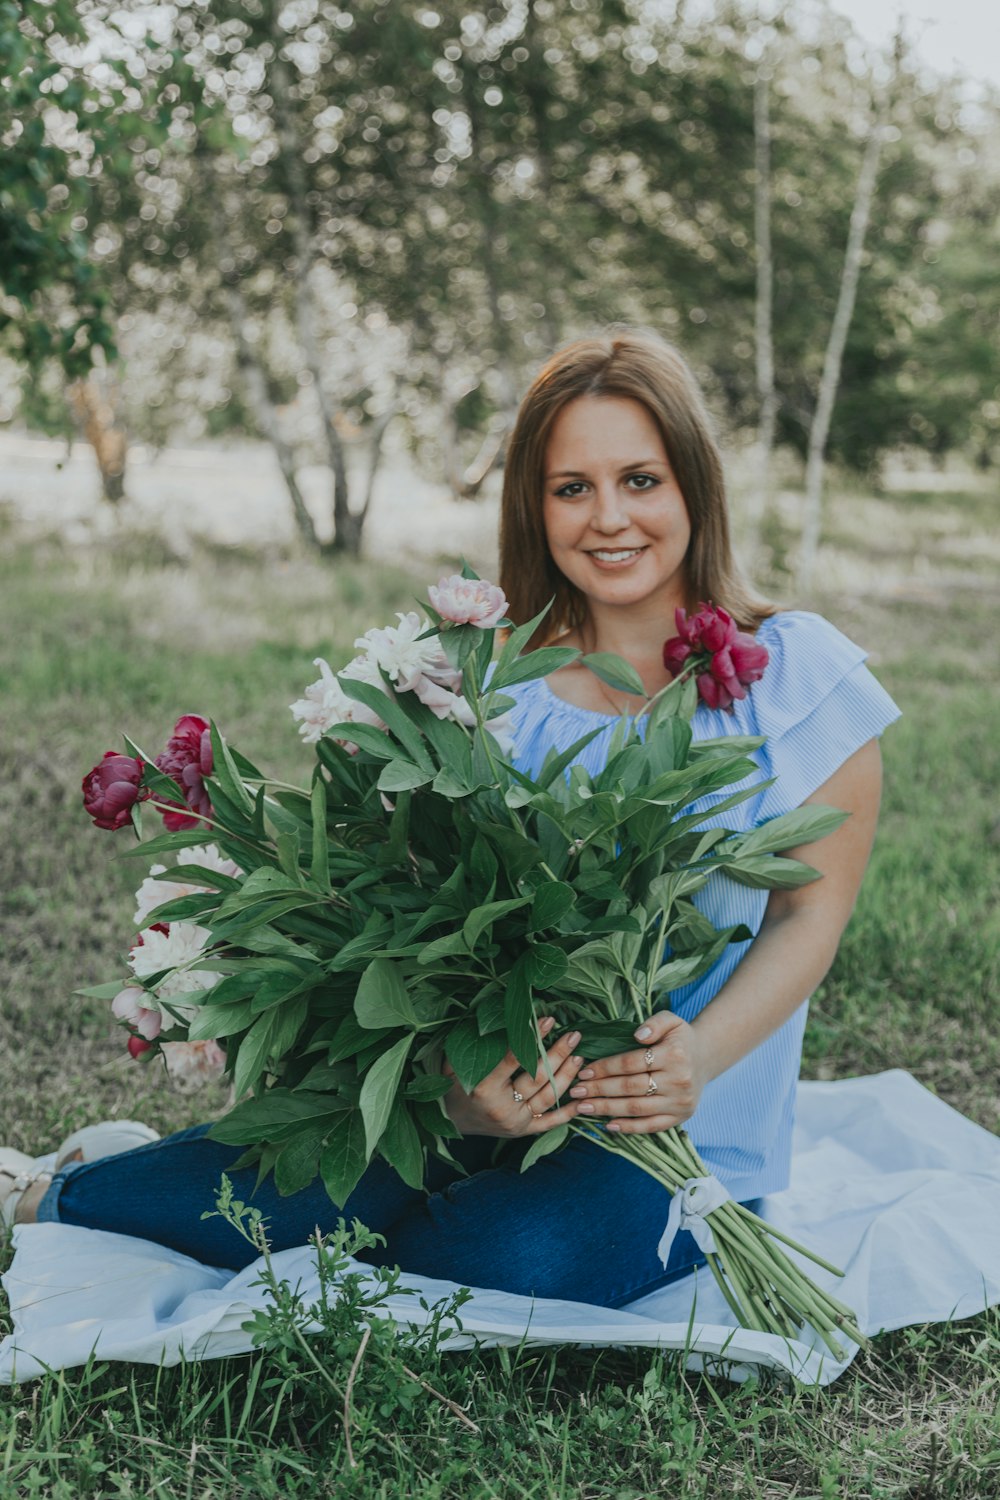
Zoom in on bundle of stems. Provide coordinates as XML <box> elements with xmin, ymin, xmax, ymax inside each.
<box><xmin>574</xmin><ymin>1120</ymin><xmax>866</xmax><ymax>1359</ymax></box>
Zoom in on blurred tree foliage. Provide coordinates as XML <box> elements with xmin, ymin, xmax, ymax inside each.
<box><xmin>2</xmin><ymin>0</ymin><xmax>998</xmax><ymax>551</ymax></box>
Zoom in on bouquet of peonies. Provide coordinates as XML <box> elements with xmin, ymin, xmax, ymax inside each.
<box><xmin>82</xmin><ymin>572</ymin><xmax>864</xmax><ymax>1356</ymax></box>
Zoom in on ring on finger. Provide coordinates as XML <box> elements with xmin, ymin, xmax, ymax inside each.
<box><xmin>512</xmin><ymin>1088</ymin><xmax>524</xmax><ymax>1104</ymax></box>
<box><xmin>644</xmin><ymin>1048</ymin><xmax>654</xmax><ymax>1066</ymax></box>
<box><xmin>645</xmin><ymin>1073</ymin><xmax>658</xmax><ymax>1096</ymax></box>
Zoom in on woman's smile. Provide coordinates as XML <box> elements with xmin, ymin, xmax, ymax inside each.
<box><xmin>585</xmin><ymin>545</ymin><xmax>649</xmax><ymax>568</ymax></box>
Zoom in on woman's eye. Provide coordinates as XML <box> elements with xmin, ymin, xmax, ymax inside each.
<box><xmin>554</xmin><ymin>474</ymin><xmax>658</xmax><ymax>498</ymax></box>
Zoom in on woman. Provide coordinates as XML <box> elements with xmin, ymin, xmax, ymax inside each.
<box><xmin>1</xmin><ymin>328</ymin><xmax>900</xmax><ymax>1310</ymax></box>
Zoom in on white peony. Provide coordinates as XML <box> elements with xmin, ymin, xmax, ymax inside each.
<box><xmin>353</xmin><ymin>611</ymin><xmax>445</xmax><ymax>692</ymax></box>
<box><xmin>128</xmin><ymin>921</ymin><xmax>224</xmax><ymax>1025</ymax></box>
<box><xmin>133</xmin><ymin>844</ymin><xmax>241</xmax><ymax>928</ymax></box>
<box><xmin>290</xmin><ymin>655</ymin><xmax>388</xmax><ymax>748</ymax></box>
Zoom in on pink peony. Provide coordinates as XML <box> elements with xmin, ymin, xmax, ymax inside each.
<box><xmin>112</xmin><ymin>985</ymin><xmax>163</xmax><ymax>1041</ymax></box>
<box><xmin>161</xmin><ymin>1039</ymin><xmax>227</xmax><ymax>1089</ymax></box>
<box><xmin>155</xmin><ymin>714</ymin><xmax>213</xmax><ymax>830</ymax></box>
<box><xmin>428</xmin><ymin>575</ymin><xmax>508</xmax><ymax>630</ymax></box>
<box><xmin>663</xmin><ymin>602</ymin><xmax>769</xmax><ymax>715</ymax></box>
<box><xmin>82</xmin><ymin>752</ymin><xmax>147</xmax><ymax>831</ymax></box>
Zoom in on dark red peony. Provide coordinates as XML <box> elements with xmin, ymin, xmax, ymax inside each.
<box><xmin>82</xmin><ymin>751</ymin><xmax>147</xmax><ymax>831</ymax></box>
<box><xmin>155</xmin><ymin>714</ymin><xmax>214</xmax><ymax>830</ymax></box>
<box><xmin>662</xmin><ymin>603</ymin><xmax>769</xmax><ymax>713</ymax></box>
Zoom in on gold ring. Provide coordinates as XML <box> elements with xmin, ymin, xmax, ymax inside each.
<box><xmin>645</xmin><ymin>1073</ymin><xmax>658</xmax><ymax>1096</ymax></box>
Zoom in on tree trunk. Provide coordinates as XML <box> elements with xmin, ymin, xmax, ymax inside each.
<box><xmin>224</xmin><ymin>276</ymin><xmax>322</xmax><ymax>553</ymax></box>
<box><xmin>799</xmin><ymin>82</ymin><xmax>891</xmax><ymax>590</ymax></box>
<box><xmin>69</xmin><ymin>368</ymin><xmax>127</xmax><ymax>504</ymax></box>
<box><xmin>271</xmin><ymin>56</ymin><xmax>360</xmax><ymax>553</ymax></box>
<box><xmin>203</xmin><ymin>164</ymin><xmax>323</xmax><ymax>554</ymax></box>
<box><xmin>750</xmin><ymin>57</ymin><xmax>778</xmax><ymax>550</ymax></box>
<box><xmin>458</xmin><ymin>53</ymin><xmax>521</xmax><ymax>499</ymax></box>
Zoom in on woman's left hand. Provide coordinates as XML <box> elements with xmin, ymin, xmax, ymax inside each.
<box><xmin>568</xmin><ymin>1011</ymin><xmax>709</xmax><ymax>1134</ymax></box>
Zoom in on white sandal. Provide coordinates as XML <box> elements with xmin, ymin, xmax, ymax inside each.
<box><xmin>1</xmin><ymin>1121</ymin><xmax>161</xmax><ymax>1229</ymax></box>
<box><xmin>0</xmin><ymin>1149</ymin><xmax>49</xmax><ymax>1230</ymax></box>
<box><xmin>54</xmin><ymin>1120</ymin><xmax>161</xmax><ymax>1171</ymax></box>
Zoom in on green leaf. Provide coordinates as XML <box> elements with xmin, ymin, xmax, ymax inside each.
<box><xmin>231</xmin><ymin>1012</ymin><xmax>278</xmax><ymax>1098</ymax></box>
<box><xmin>489</xmin><ymin>645</ymin><xmax>579</xmax><ymax>693</ymax></box>
<box><xmin>404</xmin><ymin>1073</ymin><xmax>453</xmax><ymax>1102</ymax></box>
<box><xmin>327</xmin><ymin>1013</ymin><xmax>396</xmax><ymax>1063</ymax></box>
<box><xmin>268</xmin><ymin>996</ymin><xmax>310</xmax><ymax>1062</ymax></box>
<box><xmin>581</xmin><ymin>652</ymin><xmax>647</xmax><ymax>697</ymax></box>
<box><xmin>338</xmin><ymin>678</ymin><xmax>432</xmax><ymax>770</ymax></box>
<box><xmin>733</xmin><ymin>804</ymin><xmax>850</xmax><ymax>858</ymax></box>
<box><xmin>118</xmin><ymin>830</ymin><xmax>216</xmax><ymax>860</ymax></box>
<box><xmin>377</xmin><ymin>759</ymin><xmax>434</xmax><ymax>793</ymax></box>
<box><xmin>75</xmin><ymin>980</ymin><xmax>132</xmax><ymax>1001</ymax></box>
<box><xmin>186</xmin><ymin>1000</ymin><xmax>257</xmax><ymax>1040</ymax></box>
<box><xmin>575</xmin><ymin>1020</ymin><xmax>638</xmax><ymax>1061</ymax></box>
<box><xmin>209</xmin><ymin>722</ymin><xmax>255</xmax><ymax>816</ymax></box>
<box><xmin>504</xmin><ymin>953</ymin><xmax>538</xmax><ymax>1073</ymax></box>
<box><xmin>378</xmin><ymin>1096</ymin><xmax>425</xmax><ymax>1190</ymax></box>
<box><xmin>273</xmin><ymin>1122</ymin><xmax>334</xmax><ymax>1196</ymax></box>
<box><xmin>444</xmin><ymin>1020</ymin><xmax>508</xmax><ymax>1092</ymax></box>
<box><xmin>524</xmin><ymin>942</ymin><xmax>569</xmax><ymax>990</ymax></box>
<box><xmin>320</xmin><ymin>1112</ymin><xmax>370</xmax><ymax>1206</ymax></box>
<box><xmin>519</xmin><ymin>1123</ymin><xmax>570</xmax><ymax>1172</ymax></box>
<box><xmin>155</xmin><ymin>864</ymin><xmax>241</xmax><ymax>895</ymax></box>
<box><xmin>478</xmin><ymin>824</ymin><xmax>545</xmax><ymax>881</ymax></box>
<box><xmin>432</xmin><ymin>766</ymin><xmax>473</xmax><ymax>799</ymax></box>
<box><xmin>327</xmin><ymin>722</ymin><xmax>396</xmax><ymax>760</ymax></box>
<box><xmin>359</xmin><ymin>1034</ymin><xmax>412</xmax><ymax>1157</ymax></box>
<box><xmin>529</xmin><ymin>882</ymin><xmax>576</xmax><ymax>932</ymax></box>
<box><xmin>139</xmin><ymin>892</ymin><xmax>219</xmax><ymax>925</ymax></box>
<box><xmin>310</xmin><ymin>776</ymin><xmax>330</xmax><ymax>891</ymax></box>
<box><xmin>721</xmin><ymin>855</ymin><xmax>823</xmax><ymax>890</ymax></box>
<box><xmin>413</xmin><ymin>1096</ymin><xmax>462</xmax><ymax>1139</ymax></box>
<box><xmin>491</xmin><ymin>600</ymin><xmax>553</xmax><ymax>673</ymax></box>
<box><xmin>417</xmin><ymin>931</ymin><xmax>470</xmax><ymax>965</ymax></box>
<box><xmin>355</xmin><ymin>958</ymin><xmax>419</xmax><ymax>1030</ymax></box>
<box><xmin>439</xmin><ymin>622</ymin><xmax>481</xmax><ymax>672</ymax></box>
<box><xmin>275</xmin><ymin>829</ymin><xmax>302</xmax><ymax>884</ymax></box>
<box><xmin>462</xmin><ymin>895</ymin><xmax>531</xmax><ymax>950</ymax></box>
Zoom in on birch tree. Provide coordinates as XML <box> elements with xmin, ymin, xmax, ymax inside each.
<box><xmin>798</xmin><ymin>64</ymin><xmax>894</xmax><ymax>590</ymax></box>
<box><xmin>750</xmin><ymin>48</ymin><xmax>778</xmax><ymax>547</ymax></box>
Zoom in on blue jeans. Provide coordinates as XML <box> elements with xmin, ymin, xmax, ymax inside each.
<box><xmin>36</xmin><ymin>1124</ymin><xmax>758</xmax><ymax>1309</ymax></box>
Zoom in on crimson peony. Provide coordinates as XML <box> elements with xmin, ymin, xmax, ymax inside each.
<box><xmin>663</xmin><ymin>603</ymin><xmax>769</xmax><ymax>713</ymax></box>
<box><xmin>155</xmin><ymin>714</ymin><xmax>213</xmax><ymax>830</ymax></box>
<box><xmin>82</xmin><ymin>752</ymin><xmax>147</xmax><ymax>831</ymax></box>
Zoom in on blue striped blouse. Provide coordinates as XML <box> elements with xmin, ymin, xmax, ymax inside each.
<box><xmin>500</xmin><ymin>610</ymin><xmax>902</xmax><ymax>1201</ymax></box>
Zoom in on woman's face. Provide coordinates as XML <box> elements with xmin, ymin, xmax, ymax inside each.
<box><xmin>542</xmin><ymin>394</ymin><xmax>691</xmax><ymax>617</ymax></box>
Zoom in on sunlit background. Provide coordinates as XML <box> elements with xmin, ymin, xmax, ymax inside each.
<box><xmin>1</xmin><ymin>0</ymin><xmax>997</xmax><ymax>591</ymax></box>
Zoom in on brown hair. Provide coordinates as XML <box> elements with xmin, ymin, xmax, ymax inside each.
<box><xmin>499</xmin><ymin>325</ymin><xmax>777</xmax><ymax>646</ymax></box>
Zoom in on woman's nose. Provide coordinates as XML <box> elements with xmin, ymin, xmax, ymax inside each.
<box><xmin>591</xmin><ymin>484</ymin><xmax>631</xmax><ymax>532</ymax></box>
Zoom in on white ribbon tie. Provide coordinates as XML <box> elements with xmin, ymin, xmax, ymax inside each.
<box><xmin>656</xmin><ymin>1174</ymin><xmax>733</xmax><ymax>1267</ymax></box>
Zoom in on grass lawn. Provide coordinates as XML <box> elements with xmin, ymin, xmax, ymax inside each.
<box><xmin>1</xmin><ymin>485</ymin><xmax>999</xmax><ymax>1498</ymax></box>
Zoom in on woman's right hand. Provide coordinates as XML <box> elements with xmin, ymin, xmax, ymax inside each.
<box><xmin>441</xmin><ymin>1016</ymin><xmax>585</xmax><ymax>1137</ymax></box>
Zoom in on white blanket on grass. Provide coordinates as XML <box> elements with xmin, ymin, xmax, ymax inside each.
<box><xmin>3</xmin><ymin>1070</ymin><xmax>999</xmax><ymax>1388</ymax></box>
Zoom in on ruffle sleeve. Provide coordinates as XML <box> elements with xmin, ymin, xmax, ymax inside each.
<box><xmin>749</xmin><ymin>610</ymin><xmax>902</xmax><ymax>820</ymax></box>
